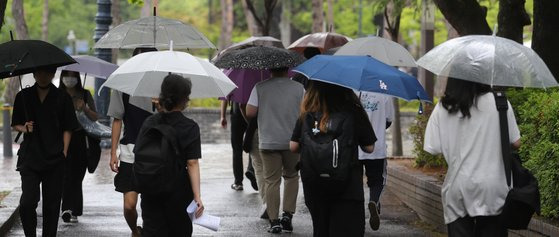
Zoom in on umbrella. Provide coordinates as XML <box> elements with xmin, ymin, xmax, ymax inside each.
<box><xmin>93</xmin><ymin>16</ymin><xmax>215</xmax><ymax>49</ymax></box>
<box><xmin>100</xmin><ymin>49</ymin><xmax>236</xmax><ymax>98</ymax></box>
<box><xmin>222</xmin><ymin>68</ymin><xmax>271</xmax><ymax>104</ymax></box>
<box><xmin>293</xmin><ymin>55</ymin><xmax>431</xmax><ymax>102</ymax></box>
<box><xmin>417</xmin><ymin>35</ymin><xmax>558</xmax><ymax>88</ymax></box>
<box><xmin>59</xmin><ymin>55</ymin><xmax>118</xmax><ymax>79</ymax></box>
<box><xmin>217</xmin><ymin>36</ymin><xmax>284</xmax><ymax>57</ymax></box>
<box><xmin>214</xmin><ymin>46</ymin><xmax>304</xmax><ymax>70</ymax></box>
<box><xmin>0</xmin><ymin>40</ymin><xmax>76</xmax><ymax>79</ymax></box>
<box><xmin>287</xmin><ymin>32</ymin><xmax>351</xmax><ymax>53</ymax></box>
<box><xmin>335</xmin><ymin>37</ymin><xmax>416</xmax><ymax>67</ymax></box>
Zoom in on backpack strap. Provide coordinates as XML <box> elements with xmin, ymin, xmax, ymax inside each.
<box><xmin>493</xmin><ymin>91</ymin><xmax>512</xmax><ymax>187</ymax></box>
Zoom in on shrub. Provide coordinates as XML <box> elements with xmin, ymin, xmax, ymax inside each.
<box><xmin>513</xmin><ymin>89</ymin><xmax>559</xmax><ymax>219</ymax></box>
<box><xmin>409</xmin><ymin>105</ymin><xmax>446</xmax><ymax>168</ymax></box>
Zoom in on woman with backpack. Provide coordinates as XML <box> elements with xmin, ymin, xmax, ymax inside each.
<box><xmin>59</xmin><ymin>70</ymin><xmax>98</xmax><ymax>223</ymax></box>
<box><xmin>290</xmin><ymin>80</ymin><xmax>376</xmax><ymax>237</ymax></box>
<box><xmin>424</xmin><ymin>78</ymin><xmax>521</xmax><ymax>236</ymax></box>
<box><xmin>136</xmin><ymin>74</ymin><xmax>203</xmax><ymax>237</ymax></box>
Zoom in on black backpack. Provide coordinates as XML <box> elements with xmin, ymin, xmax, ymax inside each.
<box><xmin>133</xmin><ymin>117</ymin><xmax>183</xmax><ymax>195</ymax></box>
<box><xmin>300</xmin><ymin>112</ymin><xmax>356</xmax><ymax>194</ymax></box>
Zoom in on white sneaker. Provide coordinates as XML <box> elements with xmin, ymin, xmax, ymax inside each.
<box><xmin>70</xmin><ymin>215</ymin><xmax>78</xmax><ymax>223</ymax></box>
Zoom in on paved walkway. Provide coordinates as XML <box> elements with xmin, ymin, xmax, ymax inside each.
<box><xmin>2</xmin><ymin>144</ymin><xmax>428</xmax><ymax>236</ymax></box>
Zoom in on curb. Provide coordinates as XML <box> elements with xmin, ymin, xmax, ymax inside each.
<box><xmin>0</xmin><ymin>187</ymin><xmax>21</xmax><ymax>236</ymax></box>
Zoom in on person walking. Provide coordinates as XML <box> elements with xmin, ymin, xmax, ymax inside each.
<box><xmin>357</xmin><ymin>92</ymin><xmax>393</xmax><ymax>231</ymax></box>
<box><xmin>424</xmin><ymin>78</ymin><xmax>521</xmax><ymax>237</ymax></box>
<box><xmin>220</xmin><ymin>99</ymin><xmax>257</xmax><ymax>191</ymax></box>
<box><xmin>243</xmin><ymin>119</ymin><xmax>268</xmax><ymax>218</ymax></box>
<box><xmin>246</xmin><ymin>67</ymin><xmax>304</xmax><ymax>234</ymax></box>
<box><xmin>290</xmin><ymin>81</ymin><xmax>376</xmax><ymax>237</ymax></box>
<box><xmin>12</xmin><ymin>66</ymin><xmax>79</xmax><ymax>237</ymax></box>
<box><xmin>137</xmin><ymin>74</ymin><xmax>204</xmax><ymax>237</ymax></box>
<box><xmin>59</xmin><ymin>70</ymin><xmax>98</xmax><ymax>223</ymax></box>
<box><xmin>107</xmin><ymin>47</ymin><xmax>157</xmax><ymax>237</ymax></box>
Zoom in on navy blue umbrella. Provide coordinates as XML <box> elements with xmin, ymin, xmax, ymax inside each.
<box><xmin>293</xmin><ymin>55</ymin><xmax>432</xmax><ymax>102</ymax></box>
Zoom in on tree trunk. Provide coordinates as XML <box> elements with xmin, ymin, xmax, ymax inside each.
<box><xmin>280</xmin><ymin>0</ymin><xmax>291</xmax><ymax>47</ymax></box>
<box><xmin>532</xmin><ymin>0</ymin><xmax>559</xmax><ymax>81</ymax></box>
<box><xmin>244</xmin><ymin>0</ymin><xmax>278</xmax><ymax>36</ymax></box>
<box><xmin>311</xmin><ymin>0</ymin><xmax>323</xmax><ymax>33</ymax></box>
<box><xmin>0</xmin><ymin>0</ymin><xmax>8</xmax><ymax>32</ymax></box>
<box><xmin>219</xmin><ymin>0</ymin><xmax>234</xmax><ymax>50</ymax></box>
<box><xmin>241</xmin><ymin>0</ymin><xmax>262</xmax><ymax>35</ymax></box>
<box><xmin>4</xmin><ymin>0</ymin><xmax>29</xmax><ymax>105</ymax></box>
<box><xmin>326</xmin><ymin>0</ymin><xmax>334</xmax><ymax>32</ymax></box>
<box><xmin>41</xmin><ymin>0</ymin><xmax>48</xmax><ymax>41</ymax></box>
<box><xmin>111</xmin><ymin>0</ymin><xmax>121</xmax><ymax>64</ymax></box>
<box><xmin>497</xmin><ymin>0</ymin><xmax>531</xmax><ymax>43</ymax></box>
<box><xmin>141</xmin><ymin>0</ymin><xmax>151</xmax><ymax>17</ymax></box>
<box><xmin>433</xmin><ymin>0</ymin><xmax>492</xmax><ymax>35</ymax></box>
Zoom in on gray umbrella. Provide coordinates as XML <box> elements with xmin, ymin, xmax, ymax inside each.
<box><xmin>93</xmin><ymin>16</ymin><xmax>215</xmax><ymax>49</ymax></box>
<box><xmin>213</xmin><ymin>46</ymin><xmax>304</xmax><ymax>70</ymax></box>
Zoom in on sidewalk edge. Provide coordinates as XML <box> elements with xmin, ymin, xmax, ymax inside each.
<box><xmin>0</xmin><ymin>187</ymin><xmax>21</xmax><ymax>236</ymax></box>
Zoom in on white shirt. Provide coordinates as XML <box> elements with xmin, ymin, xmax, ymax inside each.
<box><xmin>357</xmin><ymin>92</ymin><xmax>393</xmax><ymax>160</ymax></box>
<box><xmin>424</xmin><ymin>93</ymin><xmax>521</xmax><ymax>224</ymax></box>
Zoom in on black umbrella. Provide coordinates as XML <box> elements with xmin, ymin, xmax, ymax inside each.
<box><xmin>0</xmin><ymin>39</ymin><xmax>77</xmax><ymax>79</ymax></box>
<box><xmin>213</xmin><ymin>46</ymin><xmax>304</xmax><ymax>70</ymax></box>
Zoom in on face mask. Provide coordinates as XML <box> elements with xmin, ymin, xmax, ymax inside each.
<box><xmin>62</xmin><ymin>76</ymin><xmax>78</xmax><ymax>88</ymax></box>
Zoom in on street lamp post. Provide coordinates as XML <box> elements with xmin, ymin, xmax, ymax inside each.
<box><xmin>93</xmin><ymin>0</ymin><xmax>112</xmax><ymax>125</ymax></box>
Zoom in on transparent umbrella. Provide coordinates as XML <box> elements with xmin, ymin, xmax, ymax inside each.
<box><xmin>417</xmin><ymin>35</ymin><xmax>557</xmax><ymax>88</ymax></box>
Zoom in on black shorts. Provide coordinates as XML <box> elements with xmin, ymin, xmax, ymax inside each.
<box><xmin>114</xmin><ymin>162</ymin><xmax>137</xmax><ymax>193</ymax></box>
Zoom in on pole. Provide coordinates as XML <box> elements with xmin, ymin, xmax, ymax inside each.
<box><xmin>3</xmin><ymin>104</ymin><xmax>13</xmax><ymax>157</ymax></box>
<box><xmin>93</xmin><ymin>0</ymin><xmax>112</xmax><ymax>126</ymax></box>
<box><xmin>420</xmin><ymin>0</ymin><xmax>435</xmax><ymax>100</ymax></box>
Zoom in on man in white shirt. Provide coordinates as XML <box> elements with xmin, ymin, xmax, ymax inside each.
<box><xmin>358</xmin><ymin>92</ymin><xmax>394</xmax><ymax>231</ymax></box>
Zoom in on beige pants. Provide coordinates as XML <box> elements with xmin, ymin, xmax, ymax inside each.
<box><xmin>260</xmin><ymin>149</ymin><xmax>300</xmax><ymax>220</ymax></box>
<box><xmin>250</xmin><ymin>132</ymin><xmax>266</xmax><ymax>203</ymax></box>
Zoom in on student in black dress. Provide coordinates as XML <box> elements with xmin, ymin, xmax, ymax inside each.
<box><xmin>139</xmin><ymin>74</ymin><xmax>204</xmax><ymax>237</ymax></box>
<box><xmin>12</xmin><ymin>66</ymin><xmax>79</xmax><ymax>237</ymax></box>
<box><xmin>58</xmin><ymin>70</ymin><xmax>98</xmax><ymax>223</ymax></box>
<box><xmin>290</xmin><ymin>81</ymin><xmax>376</xmax><ymax>237</ymax></box>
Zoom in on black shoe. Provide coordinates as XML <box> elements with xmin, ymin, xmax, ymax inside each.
<box><xmin>369</xmin><ymin>201</ymin><xmax>380</xmax><ymax>231</ymax></box>
<box><xmin>61</xmin><ymin>210</ymin><xmax>72</xmax><ymax>223</ymax></box>
<box><xmin>280</xmin><ymin>212</ymin><xmax>293</xmax><ymax>233</ymax></box>
<box><xmin>268</xmin><ymin>219</ymin><xmax>282</xmax><ymax>234</ymax></box>
<box><xmin>245</xmin><ymin>171</ymin><xmax>258</xmax><ymax>191</ymax></box>
<box><xmin>231</xmin><ymin>183</ymin><xmax>243</xmax><ymax>191</ymax></box>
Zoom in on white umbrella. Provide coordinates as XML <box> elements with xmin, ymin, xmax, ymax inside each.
<box><xmin>100</xmin><ymin>49</ymin><xmax>237</xmax><ymax>98</ymax></box>
<box><xmin>335</xmin><ymin>37</ymin><xmax>416</xmax><ymax>67</ymax></box>
<box><xmin>417</xmin><ymin>35</ymin><xmax>557</xmax><ymax>88</ymax></box>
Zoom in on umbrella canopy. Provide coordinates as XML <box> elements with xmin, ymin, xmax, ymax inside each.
<box><xmin>93</xmin><ymin>16</ymin><xmax>215</xmax><ymax>49</ymax></box>
<box><xmin>214</xmin><ymin>46</ymin><xmax>304</xmax><ymax>70</ymax></box>
<box><xmin>417</xmin><ymin>35</ymin><xmax>558</xmax><ymax>88</ymax></box>
<box><xmin>287</xmin><ymin>32</ymin><xmax>351</xmax><ymax>53</ymax></box>
<box><xmin>60</xmin><ymin>55</ymin><xmax>118</xmax><ymax>79</ymax></box>
<box><xmin>222</xmin><ymin>68</ymin><xmax>271</xmax><ymax>104</ymax></box>
<box><xmin>293</xmin><ymin>55</ymin><xmax>431</xmax><ymax>102</ymax></box>
<box><xmin>100</xmin><ymin>50</ymin><xmax>236</xmax><ymax>98</ymax></box>
<box><xmin>217</xmin><ymin>36</ymin><xmax>283</xmax><ymax>57</ymax></box>
<box><xmin>0</xmin><ymin>40</ymin><xmax>76</xmax><ymax>79</ymax></box>
<box><xmin>335</xmin><ymin>36</ymin><xmax>416</xmax><ymax>67</ymax></box>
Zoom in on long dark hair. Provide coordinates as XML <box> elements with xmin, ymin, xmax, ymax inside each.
<box><xmin>300</xmin><ymin>80</ymin><xmax>364</xmax><ymax>132</ymax></box>
<box><xmin>59</xmin><ymin>70</ymin><xmax>85</xmax><ymax>92</ymax></box>
<box><xmin>441</xmin><ymin>77</ymin><xmax>492</xmax><ymax>118</ymax></box>
<box><xmin>159</xmin><ymin>74</ymin><xmax>192</xmax><ymax>111</ymax></box>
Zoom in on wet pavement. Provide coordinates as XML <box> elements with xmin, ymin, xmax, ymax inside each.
<box><xmin>3</xmin><ymin>144</ymin><xmax>429</xmax><ymax>236</ymax></box>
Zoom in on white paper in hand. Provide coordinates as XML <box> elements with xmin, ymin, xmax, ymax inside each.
<box><xmin>186</xmin><ymin>200</ymin><xmax>220</xmax><ymax>232</ymax></box>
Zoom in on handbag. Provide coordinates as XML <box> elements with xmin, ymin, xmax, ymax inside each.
<box><xmin>86</xmin><ymin>134</ymin><xmax>101</xmax><ymax>173</ymax></box>
<box><xmin>494</xmin><ymin>91</ymin><xmax>541</xmax><ymax>230</ymax></box>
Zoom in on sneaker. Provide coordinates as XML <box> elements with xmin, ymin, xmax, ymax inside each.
<box><xmin>268</xmin><ymin>219</ymin><xmax>282</xmax><ymax>234</ymax></box>
<box><xmin>280</xmin><ymin>212</ymin><xmax>293</xmax><ymax>233</ymax></box>
<box><xmin>70</xmin><ymin>215</ymin><xmax>78</xmax><ymax>223</ymax></box>
<box><xmin>61</xmin><ymin>210</ymin><xmax>72</xmax><ymax>223</ymax></box>
<box><xmin>369</xmin><ymin>201</ymin><xmax>380</xmax><ymax>231</ymax></box>
<box><xmin>231</xmin><ymin>183</ymin><xmax>243</xmax><ymax>191</ymax></box>
<box><xmin>245</xmin><ymin>171</ymin><xmax>258</xmax><ymax>191</ymax></box>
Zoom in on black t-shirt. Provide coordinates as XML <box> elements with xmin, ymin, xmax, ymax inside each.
<box><xmin>291</xmin><ymin>107</ymin><xmax>376</xmax><ymax>201</ymax></box>
<box><xmin>138</xmin><ymin>111</ymin><xmax>202</xmax><ymax>165</ymax></box>
<box><xmin>12</xmin><ymin>83</ymin><xmax>79</xmax><ymax>170</ymax></box>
